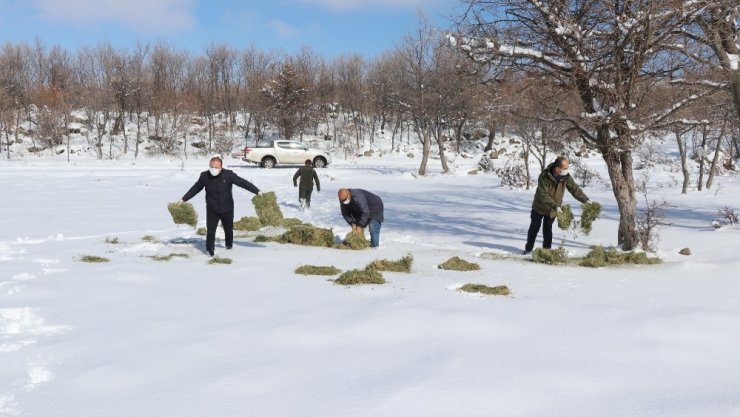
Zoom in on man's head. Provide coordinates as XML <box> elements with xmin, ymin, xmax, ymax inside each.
<box><xmin>305</xmin><ymin>159</ymin><xmax>313</xmax><ymax>167</ymax></box>
<box><xmin>552</xmin><ymin>156</ymin><xmax>569</xmax><ymax>176</ymax></box>
<box><xmin>338</xmin><ymin>188</ymin><xmax>351</xmax><ymax>204</ymax></box>
<box><xmin>209</xmin><ymin>155</ymin><xmax>223</xmax><ymax>176</ymax></box>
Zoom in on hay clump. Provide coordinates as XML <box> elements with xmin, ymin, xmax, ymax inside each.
<box><xmin>579</xmin><ymin>246</ymin><xmax>661</xmax><ymax>268</ymax></box>
<box><xmin>254</xmin><ymin>235</ymin><xmax>280</xmax><ymax>243</ymax></box>
<box><xmin>168</xmin><ymin>202</ymin><xmax>198</xmax><ymax>227</ymax></box>
<box><xmin>459</xmin><ymin>284</ymin><xmax>511</xmax><ymax>296</ymax></box>
<box><xmin>149</xmin><ymin>253</ymin><xmax>189</xmax><ymax>262</ymax></box>
<box><xmin>208</xmin><ymin>256</ymin><xmax>233</xmax><ymax>265</ymax></box>
<box><xmin>105</xmin><ymin>236</ymin><xmax>120</xmax><ymax>244</ymax></box>
<box><xmin>531</xmin><ymin>248</ymin><xmax>569</xmax><ymax>265</ymax></box>
<box><xmin>282</xmin><ymin>218</ymin><xmax>303</xmax><ymax>228</ymax></box>
<box><xmin>233</xmin><ymin>216</ymin><xmax>262</xmax><ymax>231</ymax></box>
<box><xmin>142</xmin><ymin>235</ymin><xmax>158</xmax><ymax>242</ymax></box>
<box><xmin>252</xmin><ymin>192</ymin><xmax>284</xmax><ymax>226</ymax></box>
<box><xmin>438</xmin><ymin>257</ymin><xmax>480</xmax><ymax>271</ymax></box>
<box><xmin>80</xmin><ymin>255</ymin><xmax>110</xmax><ymax>263</ymax></box>
<box><xmin>337</xmin><ymin>232</ymin><xmax>370</xmax><ymax>250</ymax></box>
<box><xmin>334</xmin><ymin>269</ymin><xmax>386</xmax><ymax>285</ymax></box>
<box><xmin>295</xmin><ymin>265</ymin><xmax>342</xmax><ymax>276</ymax></box>
<box><xmin>278</xmin><ymin>225</ymin><xmax>334</xmax><ymax>247</ymax></box>
<box><xmin>580</xmin><ymin>201</ymin><xmax>602</xmax><ymax>235</ymax></box>
<box><xmin>196</xmin><ymin>227</ymin><xmax>207</xmax><ymax>236</ymax></box>
<box><xmin>557</xmin><ymin>204</ymin><xmax>574</xmax><ymax>230</ymax></box>
<box><xmin>366</xmin><ymin>255</ymin><xmax>413</xmax><ymax>273</ymax></box>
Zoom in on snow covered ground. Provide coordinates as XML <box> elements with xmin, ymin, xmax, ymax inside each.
<box><xmin>1</xmin><ymin>152</ymin><xmax>739</xmax><ymax>417</ymax></box>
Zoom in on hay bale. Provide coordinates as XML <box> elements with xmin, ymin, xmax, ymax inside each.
<box><xmin>80</xmin><ymin>255</ymin><xmax>110</xmax><ymax>263</ymax></box>
<box><xmin>279</xmin><ymin>225</ymin><xmax>334</xmax><ymax>247</ymax></box>
<box><xmin>557</xmin><ymin>204</ymin><xmax>574</xmax><ymax>230</ymax></box>
<box><xmin>580</xmin><ymin>201</ymin><xmax>602</xmax><ymax>235</ymax></box>
<box><xmin>233</xmin><ymin>216</ymin><xmax>262</xmax><ymax>231</ymax></box>
<box><xmin>167</xmin><ymin>202</ymin><xmax>198</xmax><ymax>227</ymax></box>
<box><xmin>252</xmin><ymin>192</ymin><xmax>284</xmax><ymax>227</ymax></box>
<box><xmin>282</xmin><ymin>218</ymin><xmax>303</xmax><ymax>228</ymax></box>
<box><xmin>579</xmin><ymin>246</ymin><xmax>661</xmax><ymax>267</ymax></box>
<box><xmin>438</xmin><ymin>257</ymin><xmax>480</xmax><ymax>271</ymax></box>
<box><xmin>334</xmin><ymin>269</ymin><xmax>386</xmax><ymax>285</ymax></box>
<box><xmin>338</xmin><ymin>232</ymin><xmax>370</xmax><ymax>250</ymax></box>
<box><xmin>208</xmin><ymin>256</ymin><xmax>233</xmax><ymax>265</ymax></box>
<box><xmin>295</xmin><ymin>265</ymin><xmax>342</xmax><ymax>276</ymax></box>
<box><xmin>459</xmin><ymin>284</ymin><xmax>511</xmax><ymax>296</ymax></box>
<box><xmin>366</xmin><ymin>255</ymin><xmax>413</xmax><ymax>273</ymax></box>
<box><xmin>531</xmin><ymin>248</ymin><xmax>569</xmax><ymax>265</ymax></box>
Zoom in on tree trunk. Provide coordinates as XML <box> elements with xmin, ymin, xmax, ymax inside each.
<box><xmin>436</xmin><ymin>127</ymin><xmax>450</xmax><ymax>173</ymax></box>
<box><xmin>698</xmin><ymin>127</ymin><xmax>707</xmax><ymax>191</ymax></box>
<box><xmin>484</xmin><ymin>122</ymin><xmax>497</xmax><ymax>152</ymax></box>
<box><xmin>602</xmin><ymin>146</ymin><xmax>638</xmax><ymax>250</ymax></box>
<box><xmin>706</xmin><ymin>130</ymin><xmax>725</xmax><ymax>190</ymax></box>
<box><xmin>417</xmin><ymin>125</ymin><xmax>431</xmax><ymax>176</ymax></box>
<box><xmin>675</xmin><ymin>129</ymin><xmax>690</xmax><ymax>194</ymax></box>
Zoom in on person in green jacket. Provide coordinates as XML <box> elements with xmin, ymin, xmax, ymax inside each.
<box><xmin>293</xmin><ymin>159</ymin><xmax>321</xmax><ymax>210</ymax></box>
<box><xmin>524</xmin><ymin>156</ymin><xmax>590</xmax><ymax>254</ymax></box>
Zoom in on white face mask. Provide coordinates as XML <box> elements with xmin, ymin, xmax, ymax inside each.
<box><xmin>342</xmin><ymin>198</ymin><xmax>351</xmax><ymax>205</ymax></box>
<box><xmin>560</xmin><ymin>170</ymin><xmax>569</xmax><ymax>176</ymax></box>
<box><xmin>209</xmin><ymin>168</ymin><xmax>222</xmax><ymax>176</ymax></box>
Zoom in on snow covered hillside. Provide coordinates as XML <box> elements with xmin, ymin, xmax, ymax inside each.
<box><xmin>1</xmin><ymin>151</ymin><xmax>739</xmax><ymax>417</ymax></box>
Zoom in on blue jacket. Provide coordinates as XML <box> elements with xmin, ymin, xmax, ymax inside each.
<box><xmin>182</xmin><ymin>169</ymin><xmax>260</xmax><ymax>214</ymax></box>
<box><xmin>341</xmin><ymin>189</ymin><xmax>384</xmax><ymax>228</ymax></box>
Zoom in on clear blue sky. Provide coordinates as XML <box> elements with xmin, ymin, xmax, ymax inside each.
<box><xmin>0</xmin><ymin>0</ymin><xmax>462</xmax><ymax>58</ymax></box>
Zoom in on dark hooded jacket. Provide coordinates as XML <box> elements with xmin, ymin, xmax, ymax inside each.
<box><xmin>293</xmin><ymin>166</ymin><xmax>320</xmax><ymax>191</ymax></box>
<box><xmin>182</xmin><ymin>169</ymin><xmax>260</xmax><ymax>214</ymax></box>
<box><xmin>532</xmin><ymin>162</ymin><xmax>589</xmax><ymax>218</ymax></box>
<box><xmin>341</xmin><ymin>189</ymin><xmax>384</xmax><ymax>228</ymax></box>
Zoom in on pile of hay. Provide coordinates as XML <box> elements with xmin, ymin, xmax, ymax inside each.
<box><xmin>196</xmin><ymin>227</ymin><xmax>207</xmax><ymax>236</ymax></box>
<box><xmin>580</xmin><ymin>201</ymin><xmax>602</xmax><ymax>235</ymax></box>
<box><xmin>105</xmin><ymin>236</ymin><xmax>120</xmax><ymax>244</ymax></box>
<box><xmin>142</xmin><ymin>235</ymin><xmax>158</xmax><ymax>242</ymax></box>
<box><xmin>252</xmin><ymin>192</ymin><xmax>284</xmax><ymax>226</ymax></box>
<box><xmin>278</xmin><ymin>225</ymin><xmax>334</xmax><ymax>247</ymax></box>
<box><xmin>253</xmin><ymin>235</ymin><xmax>279</xmax><ymax>243</ymax></box>
<box><xmin>531</xmin><ymin>248</ymin><xmax>569</xmax><ymax>265</ymax></box>
<box><xmin>149</xmin><ymin>253</ymin><xmax>189</xmax><ymax>262</ymax></box>
<box><xmin>557</xmin><ymin>204</ymin><xmax>574</xmax><ymax>230</ymax></box>
<box><xmin>80</xmin><ymin>255</ymin><xmax>110</xmax><ymax>263</ymax></box>
<box><xmin>295</xmin><ymin>265</ymin><xmax>342</xmax><ymax>276</ymax></box>
<box><xmin>334</xmin><ymin>269</ymin><xmax>386</xmax><ymax>285</ymax></box>
<box><xmin>167</xmin><ymin>202</ymin><xmax>198</xmax><ymax>227</ymax></box>
<box><xmin>366</xmin><ymin>255</ymin><xmax>413</xmax><ymax>273</ymax></box>
<box><xmin>438</xmin><ymin>257</ymin><xmax>480</xmax><ymax>271</ymax></box>
<box><xmin>579</xmin><ymin>246</ymin><xmax>661</xmax><ymax>268</ymax></box>
<box><xmin>459</xmin><ymin>284</ymin><xmax>511</xmax><ymax>296</ymax></box>
<box><xmin>208</xmin><ymin>256</ymin><xmax>232</xmax><ymax>265</ymax></box>
<box><xmin>282</xmin><ymin>218</ymin><xmax>303</xmax><ymax>228</ymax></box>
<box><xmin>337</xmin><ymin>232</ymin><xmax>370</xmax><ymax>250</ymax></box>
<box><xmin>233</xmin><ymin>216</ymin><xmax>262</xmax><ymax>231</ymax></box>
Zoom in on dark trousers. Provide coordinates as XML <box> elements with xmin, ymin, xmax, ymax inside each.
<box><xmin>206</xmin><ymin>209</ymin><xmax>234</xmax><ymax>252</ymax></box>
<box><xmin>299</xmin><ymin>188</ymin><xmax>313</xmax><ymax>208</ymax></box>
<box><xmin>525</xmin><ymin>209</ymin><xmax>555</xmax><ymax>252</ymax></box>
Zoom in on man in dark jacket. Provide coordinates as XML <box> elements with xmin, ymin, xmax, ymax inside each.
<box><xmin>293</xmin><ymin>159</ymin><xmax>320</xmax><ymax>210</ymax></box>
<box><xmin>181</xmin><ymin>156</ymin><xmax>261</xmax><ymax>256</ymax></box>
<box><xmin>338</xmin><ymin>188</ymin><xmax>384</xmax><ymax>248</ymax></box>
<box><xmin>524</xmin><ymin>156</ymin><xmax>590</xmax><ymax>254</ymax></box>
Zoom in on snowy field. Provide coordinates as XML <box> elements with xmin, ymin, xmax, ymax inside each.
<box><xmin>1</xmin><ymin>154</ymin><xmax>739</xmax><ymax>417</ymax></box>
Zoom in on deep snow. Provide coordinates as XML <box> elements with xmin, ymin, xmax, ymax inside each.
<box><xmin>1</xmin><ymin>151</ymin><xmax>739</xmax><ymax>417</ymax></box>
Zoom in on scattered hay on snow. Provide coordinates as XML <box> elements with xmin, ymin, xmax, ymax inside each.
<box><xmin>580</xmin><ymin>201</ymin><xmax>602</xmax><ymax>235</ymax></box>
<box><xmin>459</xmin><ymin>284</ymin><xmax>511</xmax><ymax>296</ymax></box>
<box><xmin>142</xmin><ymin>235</ymin><xmax>158</xmax><ymax>242</ymax></box>
<box><xmin>167</xmin><ymin>202</ymin><xmax>198</xmax><ymax>227</ymax></box>
<box><xmin>438</xmin><ymin>257</ymin><xmax>480</xmax><ymax>271</ymax></box>
<box><xmin>105</xmin><ymin>236</ymin><xmax>120</xmax><ymax>244</ymax></box>
<box><xmin>149</xmin><ymin>253</ymin><xmax>189</xmax><ymax>262</ymax></box>
<box><xmin>252</xmin><ymin>192</ymin><xmax>284</xmax><ymax>227</ymax></box>
<box><xmin>279</xmin><ymin>225</ymin><xmax>334</xmax><ymax>247</ymax></box>
<box><xmin>334</xmin><ymin>269</ymin><xmax>386</xmax><ymax>285</ymax></box>
<box><xmin>208</xmin><ymin>256</ymin><xmax>233</xmax><ymax>265</ymax></box>
<box><xmin>295</xmin><ymin>265</ymin><xmax>342</xmax><ymax>276</ymax></box>
<box><xmin>579</xmin><ymin>246</ymin><xmax>661</xmax><ymax>268</ymax></box>
<box><xmin>336</xmin><ymin>232</ymin><xmax>370</xmax><ymax>250</ymax></box>
<box><xmin>282</xmin><ymin>218</ymin><xmax>304</xmax><ymax>228</ymax></box>
<box><xmin>531</xmin><ymin>248</ymin><xmax>569</xmax><ymax>265</ymax></box>
<box><xmin>366</xmin><ymin>255</ymin><xmax>413</xmax><ymax>273</ymax></box>
<box><xmin>196</xmin><ymin>227</ymin><xmax>207</xmax><ymax>236</ymax></box>
<box><xmin>80</xmin><ymin>255</ymin><xmax>110</xmax><ymax>263</ymax></box>
<box><xmin>253</xmin><ymin>235</ymin><xmax>279</xmax><ymax>243</ymax></box>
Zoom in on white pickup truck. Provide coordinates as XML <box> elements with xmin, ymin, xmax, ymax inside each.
<box><xmin>241</xmin><ymin>140</ymin><xmax>331</xmax><ymax>168</ymax></box>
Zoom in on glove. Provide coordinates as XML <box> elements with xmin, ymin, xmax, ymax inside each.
<box><xmin>556</xmin><ymin>206</ymin><xmax>562</xmax><ymax>214</ymax></box>
<box><xmin>257</xmin><ymin>191</ymin><xmax>263</xmax><ymax>196</ymax></box>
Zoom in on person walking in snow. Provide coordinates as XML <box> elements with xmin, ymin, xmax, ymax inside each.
<box><xmin>338</xmin><ymin>188</ymin><xmax>384</xmax><ymax>248</ymax></box>
<box><xmin>524</xmin><ymin>156</ymin><xmax>590</xmax><ymax>254</ymax></box>
<box><xmin>293</xmin><ymin>159</ymin><xmax>320</xmax><ymax>210</ymax></box>
<box><xmin>180</xmin><ymin>155</ymin><xmax>261</xmax><ymax>257</ymax></box>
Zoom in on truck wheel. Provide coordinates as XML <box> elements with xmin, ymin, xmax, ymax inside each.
<box><xmin>313</xmin><ymin>157</ymin><xmax>327</xmax><ymax>168</ymax></box>
<box><xmin>261</xmin><ymin>157</ymin><xmax>276</xmax><ymax>169</ymax></box>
